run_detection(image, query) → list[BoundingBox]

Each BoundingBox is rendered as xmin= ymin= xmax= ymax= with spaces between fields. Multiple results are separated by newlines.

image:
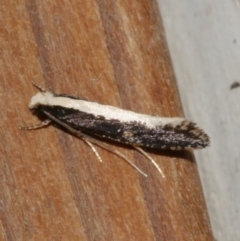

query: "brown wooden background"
xmin=0 ymin=0 xmax=213 ymax=240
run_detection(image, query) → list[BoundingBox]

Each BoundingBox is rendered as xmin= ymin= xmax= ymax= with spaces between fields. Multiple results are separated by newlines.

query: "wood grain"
xmin=0 ymin=0 xmax=214 ymax=240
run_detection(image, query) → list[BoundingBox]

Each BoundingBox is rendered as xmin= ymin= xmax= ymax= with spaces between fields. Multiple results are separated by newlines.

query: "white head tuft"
xmin=29 ymin=92 xmax=54 ymax=109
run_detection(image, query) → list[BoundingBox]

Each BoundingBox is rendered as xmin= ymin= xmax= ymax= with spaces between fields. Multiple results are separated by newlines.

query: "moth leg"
xmin=81 ymin=137 xmax=103 ymax=162
xmin=82 ymin=140 xmax=148 ymax=177
xmin=42 ymin=111 xmax=148 ymax=177
xmin=19 ymin=119 xmax=51 ymax=130
xmin=133 ymin=146 xmax=165 ymax=178
xmin=105 ymin=148 xmax=148 ymax=177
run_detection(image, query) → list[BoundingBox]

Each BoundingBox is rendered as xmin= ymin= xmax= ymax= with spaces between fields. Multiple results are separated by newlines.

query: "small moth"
xmin=20 ymin=83 xmax=210 ymax=178
xmin=230 ymin=81 xmax=240 ymax=90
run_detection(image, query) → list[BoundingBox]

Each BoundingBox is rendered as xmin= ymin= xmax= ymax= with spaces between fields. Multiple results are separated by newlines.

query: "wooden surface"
xmin=0 ymin=1 xmax=213 ymax=240
xmin=158 ymin=1 xmax=240 ymax=240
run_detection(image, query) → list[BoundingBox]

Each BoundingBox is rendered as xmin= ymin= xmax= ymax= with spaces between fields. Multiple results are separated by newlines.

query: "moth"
xmin=230 ymin=81 xmax=240 ymax=90
xmin=20 ymin=83 xmax=210 ymax=178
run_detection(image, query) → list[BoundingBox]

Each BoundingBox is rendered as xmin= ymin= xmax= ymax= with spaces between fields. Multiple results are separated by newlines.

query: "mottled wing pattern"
xmin=38 ymin=106 xmax=210 ymax=150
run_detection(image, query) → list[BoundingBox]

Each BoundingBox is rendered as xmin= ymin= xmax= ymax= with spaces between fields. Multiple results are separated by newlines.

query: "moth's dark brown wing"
xmin=39 ymin=105 xmax=210 ymax=150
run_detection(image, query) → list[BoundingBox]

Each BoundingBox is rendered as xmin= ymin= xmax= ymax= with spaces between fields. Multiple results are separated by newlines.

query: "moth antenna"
xmin=19 ymin=119 xmax=51 ymax=130
xmin=42 ymin=111 xmax=148 ymax=177
xmin=90 ymin=72 xmax=104 ymax=83
xmin=31 ymin=82 xmax=46 ymax=92
xmin=134 ymin=146 xmax=165 ymax=178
